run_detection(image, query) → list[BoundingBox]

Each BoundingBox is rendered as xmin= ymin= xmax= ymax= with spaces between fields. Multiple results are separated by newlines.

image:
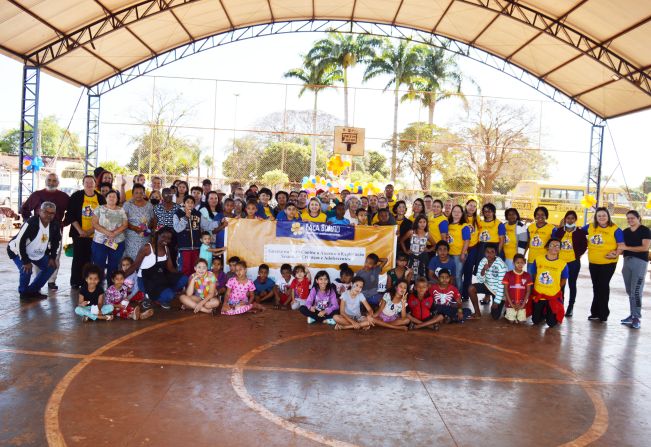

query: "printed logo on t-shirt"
xmin=590 ymin=234 xmax=604 ymax=245
xmin=561 ymin=240 xmax=573 ymax=250
xmin=82 ymin=205 xmax=94 ymax=218
xmin=479 ymin=230 xmax=490 ymax=242
xmin=531 ymin=235 xmax=543 ymax=247
xmin=538 ymin=271 xmax=553 ymax=285
xmin=40 ymin=233 xmax=48 ymax=243
xmin=447 ymin=234 xmax=454 ymax=244
xmin=433 ymin=290 xmax=456 ymax=305
xmin=504 ymin=234 xmax=510 ymax=244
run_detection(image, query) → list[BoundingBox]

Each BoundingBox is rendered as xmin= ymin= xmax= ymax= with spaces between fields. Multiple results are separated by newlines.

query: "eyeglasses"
xmin=548 ymin=244 xmax=561 ymax=249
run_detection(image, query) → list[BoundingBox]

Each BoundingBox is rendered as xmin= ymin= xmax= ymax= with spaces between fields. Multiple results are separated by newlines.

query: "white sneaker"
xmin=307 ymin=317 xmax=316 ymax=324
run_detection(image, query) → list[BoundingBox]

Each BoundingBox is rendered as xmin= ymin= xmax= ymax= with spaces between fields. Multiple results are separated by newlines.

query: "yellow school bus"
xmin=510 ymin=181 xmax=631 ymax=223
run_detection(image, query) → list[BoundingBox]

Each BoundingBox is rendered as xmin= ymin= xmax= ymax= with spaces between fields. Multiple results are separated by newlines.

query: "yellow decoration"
xmin=580 ymin=194 xmax=597 ymax=209
xmin=326 ymin=155 xmax=350 ymax=176
xmin=646 ymin=193 xmax=651 ymax=210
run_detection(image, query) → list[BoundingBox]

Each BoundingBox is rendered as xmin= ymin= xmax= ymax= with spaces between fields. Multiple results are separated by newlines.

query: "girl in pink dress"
xmin=222 ymin=260 xmax=265 ymax=315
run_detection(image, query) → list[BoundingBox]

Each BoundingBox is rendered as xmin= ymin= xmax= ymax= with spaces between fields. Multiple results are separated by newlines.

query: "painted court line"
xmin=0 ymin=346 xmax=633 ymax=387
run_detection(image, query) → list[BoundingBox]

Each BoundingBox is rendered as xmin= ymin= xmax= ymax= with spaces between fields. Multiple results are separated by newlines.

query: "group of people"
xmin=8 ymin=168 xmax=650 ymax=330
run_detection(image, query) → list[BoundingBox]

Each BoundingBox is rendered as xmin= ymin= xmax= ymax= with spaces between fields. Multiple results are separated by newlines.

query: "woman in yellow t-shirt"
xmin=581 ymin=207 xmax=624 ymax=322
xmin=302 ymin=198 xmax=327 ymax=223
xmin=461 ymin=199 xmax=480 ymax=299
xmin=447 ymin=205 xmax=471 ymax=292
xmin=530 ymin=238 xmax=568 ymax=327
xmin=503 ymin=208 xmax=525 ymax=270
xmin=526 ymin=206 xmax=555 ymax=274
xmin=477 ymin=202 xmax=506 ymax=255
xmin=427 ymin=199 xmax=449 ymax=243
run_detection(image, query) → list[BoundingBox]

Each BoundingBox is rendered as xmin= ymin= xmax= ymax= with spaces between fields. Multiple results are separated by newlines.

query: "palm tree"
xmin=284 ymin=57 xmax=342 ymax=176
xmin=363 ymin=39 xmax=424 ymax=182
xmin=307 ymin=33 xmax=381 ymax=126
xmin=406 ymin=45 xmax=470 ymax=126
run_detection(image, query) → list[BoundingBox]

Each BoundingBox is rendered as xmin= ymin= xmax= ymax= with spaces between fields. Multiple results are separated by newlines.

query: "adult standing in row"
xmin=200 ymin=191 xmax=229 ymax=250
xmin=123 ymin=184 xmax=154 ymax=260
xmin=584 ymin=207 xmax=624 ymax=322
xmin=447 ymin=205 xmax=471 ymax=293
xmin=65 ymin=175 xmax=105 ymax=289
xmin=20 ymin=173 xmax=69 ymax=290
xmin=553 ymin=211 xmax=587 ymax=317
xmin=461 ymin=199 xmax=480 ymax=299
xmin=620 ymin=210 xmax=650 ymax=329
xmin=91 ymin=190 xmax=128 ymax=282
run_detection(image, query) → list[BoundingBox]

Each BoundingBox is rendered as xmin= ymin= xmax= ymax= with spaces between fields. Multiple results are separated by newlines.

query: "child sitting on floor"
xmin=334 ymin=263 xmax=354 ymax=295
xmin=273 ymin=263 xmax=293 ymax=309
xmin=429 ymin=269 xmax=471 ymax=323
xmin=407 ymin=277 xmax=444 ymax=330
xmin=179 ymin=258 xmax=220 ymax=314
xmin=357 ymin=253 xmax=388 ymax=307
xmin=75 ymin=264 xmax=113 ymax=322
xmin=299 ymin=270 xmax=339 ymax=325
xmin=372 ymin=279 xmax=410 ymax=331
xmin=386 ymin=253 xmax=413 ymax=292
xmin=222 ymin=260 xmax=265 ymax=315
xmin=105 ymin=270 xmax=153 ymax=320
xmin=254 ymin=263 xmax=276 ymax=304
xmin=289 ymin=265 xmax=311 ymax=310
xmin=120 ymin=256 xmax=139 ymax=298
xmin=502 ymin=254 xmax=533 ymax=324
xmin=226 ymin=256 xmax=240 ymax=280
xmin=212 ymin=257 xmax=228 ymax=298
xmin=333 ymin=276 xmax=375 ymax=330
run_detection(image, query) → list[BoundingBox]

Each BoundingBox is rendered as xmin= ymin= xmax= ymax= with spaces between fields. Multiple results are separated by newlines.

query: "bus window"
xmin=616 ymin=193 xmax=630 ymax=206
xmin=542 ymin=189 xmax=567 ymax=200
xmin=567 ymin=190 xmax=582 ymax=202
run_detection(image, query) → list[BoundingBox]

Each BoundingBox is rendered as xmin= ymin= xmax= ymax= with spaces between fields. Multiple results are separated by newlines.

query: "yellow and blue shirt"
xmin=581 ymin=224 xmax=624 ymax=265
xmin=427 ymin=214 xmax=449 ymax=243
xmin=531 ymin=256 xmax=568 ymax=297
xmin=527 ymin=222 xmax=555 ymax=264
xmin=447 ymin=223 xmax=472 ymax=256
xmin=477 ymin=219 xmax=506 ymax=244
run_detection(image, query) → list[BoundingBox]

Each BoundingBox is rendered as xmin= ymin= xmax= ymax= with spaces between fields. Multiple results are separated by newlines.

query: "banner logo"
xmin=276 ymin=221 xmax=355 ymax=241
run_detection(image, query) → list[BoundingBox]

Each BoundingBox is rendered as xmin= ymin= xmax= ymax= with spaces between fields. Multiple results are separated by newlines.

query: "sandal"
xmin=408 ymin=322 xmax=415 ymax=331
xmin=82 ymin=316 xmax=89 ymax=322
xmin=140 ymin=309 xmax=154 ymax=320
xmin=432 ymin=324 xmax=440 ymax=332
xmin=480 ymin=298 xmax=490 ymax=305
xmin=104 ymin=315 xmax=114 ymax=321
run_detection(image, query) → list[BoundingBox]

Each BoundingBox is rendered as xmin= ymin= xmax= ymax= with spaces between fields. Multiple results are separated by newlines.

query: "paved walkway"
xmin=0 ymin=245 xmax=649 ymax=446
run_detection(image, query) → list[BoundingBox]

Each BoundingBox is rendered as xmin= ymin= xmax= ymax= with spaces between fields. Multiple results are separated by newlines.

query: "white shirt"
xmin=26 ymin=220 xmax=50 ymax=260
xmin=276 ymin=275 xmax=293 ymax=295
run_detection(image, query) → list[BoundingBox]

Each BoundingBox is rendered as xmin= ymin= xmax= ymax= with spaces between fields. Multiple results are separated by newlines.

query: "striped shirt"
xmin=475 ymin=257 xmax=508 ymax=304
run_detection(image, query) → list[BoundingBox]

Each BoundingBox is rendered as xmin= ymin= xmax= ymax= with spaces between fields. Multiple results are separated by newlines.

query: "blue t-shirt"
xmin=427 ymin=256 xmax=457 ymax=278
xmin=254 ymin=277 xmax=276 ymax=294
xmin=276 ymin=210 xmax=302 ymax=222
xmin=327 ymin=216 xmax=351 ymax=225
xmin=200 ymin=243 xmax=213 ymax=266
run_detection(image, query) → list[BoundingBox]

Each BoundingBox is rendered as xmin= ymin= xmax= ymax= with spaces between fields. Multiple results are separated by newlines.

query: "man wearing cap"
xmin=20 ymin=173 xmax=69 ymax=290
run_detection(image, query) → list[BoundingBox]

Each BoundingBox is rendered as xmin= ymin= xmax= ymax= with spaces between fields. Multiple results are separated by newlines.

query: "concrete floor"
xmin=0 ymin=246 xmax=649 ymax=447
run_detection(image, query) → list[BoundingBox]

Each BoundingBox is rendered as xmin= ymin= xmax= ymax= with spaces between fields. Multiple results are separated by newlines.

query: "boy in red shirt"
xmin=407 ymin=277 xmax=444 ymax=330
xmin=501 ymin=254 xmax=533 ymax=323
xmin=429 ymin=269 xmax=470 ymax=322
xmin=289 ymin=265 xmax=312 ymax=310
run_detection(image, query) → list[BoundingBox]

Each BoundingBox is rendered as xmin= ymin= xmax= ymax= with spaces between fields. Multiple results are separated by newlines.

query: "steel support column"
xmin=18 ymin=65 xmax=40 ymax=207
xmin=85 ymin=93 xmax=100 ymax=174
xmin=584 ymin=124 xmax=605 ymax=224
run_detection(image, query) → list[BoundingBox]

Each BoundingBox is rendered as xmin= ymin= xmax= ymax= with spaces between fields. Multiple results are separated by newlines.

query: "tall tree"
xmin=0 ymin=115 xmax=84 ymax=158
xmin=405 ymin=46 xmax=469 ymax=125
xmin=459 ymin=100 xmax=549 ymax=196
xmin=307 ymin=33 xmax=381 ymax=125
xmin=127 ymin=93 xmax=200 ymax=178
xmin=363 ymin=39 xmax=423 ymax=182
xmin=222 ymin=137 xmax=262 ymax=181
xmin=284 ymin=57 xmax=342 ymax=176
xmin=397 ymin=121 xmax=462 ymax=190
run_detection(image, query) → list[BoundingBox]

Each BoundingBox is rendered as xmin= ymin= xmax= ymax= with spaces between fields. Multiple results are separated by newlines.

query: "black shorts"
xmin=472 ymin=283 xmax=495 ymax=297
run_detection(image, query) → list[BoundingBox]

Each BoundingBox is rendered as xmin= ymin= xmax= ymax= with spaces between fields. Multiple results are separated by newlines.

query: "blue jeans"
xmin=450 ymin=255 xmax=464 ymax=292
xmin=461 ymin=245 xmax=480 ymax=298
xmin=91 ymin=241 xmax=125 ymax=282
xmin=13 ymin=256 xmax=54 ymax=294
xmin=139 ymin=275 xmax=188 ymax=305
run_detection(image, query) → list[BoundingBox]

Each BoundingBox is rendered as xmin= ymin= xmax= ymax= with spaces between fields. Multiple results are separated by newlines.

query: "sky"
xmin=0 ymin=32 xmax=649 ymax=191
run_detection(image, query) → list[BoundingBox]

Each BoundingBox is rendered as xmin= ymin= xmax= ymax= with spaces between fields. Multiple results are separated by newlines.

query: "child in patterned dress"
xmin=222 ymin=260 xmax=265 ymax=315
xmin=179 ymin=258 xmax=220 ymax=314
xmin=105 ymin=270 xmax=153 ymax=320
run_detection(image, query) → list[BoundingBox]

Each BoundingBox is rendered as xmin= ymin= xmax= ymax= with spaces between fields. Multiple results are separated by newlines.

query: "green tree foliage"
xmin=261 ymin=169 xmax=290 ymax=187
xmin=127 ymin=93 xmax=200 ymax=177
xmin=256 ymin=142 xmax=328 ymax=182
xmin=99 ymin=160 xmax=130 ymax=175
xmin=363 ymin=39 xmax=423 ymax=182
xmin=307 ymin=33 xmax=381 ymax=125
xmin=0 ymin=115 xmax=84 ymax=157
xmin=396 ymin=121 xmax=461 ymax=191
xmin=222 ymin=137 xmax=263 ymax=182
xmin=364 ymin=150 xmax=390 ymax=179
